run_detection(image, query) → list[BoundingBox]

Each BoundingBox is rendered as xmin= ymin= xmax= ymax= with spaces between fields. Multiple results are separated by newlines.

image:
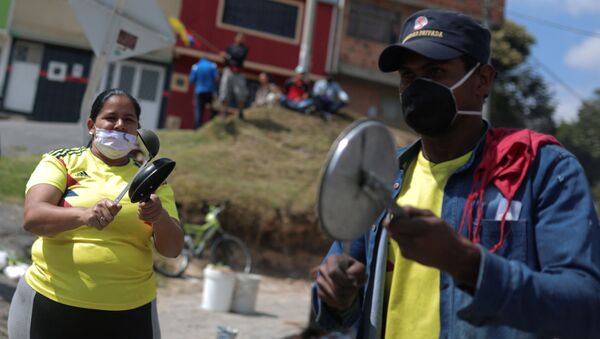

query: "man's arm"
xmin=457 ymin=146 xmax=600 ymax=338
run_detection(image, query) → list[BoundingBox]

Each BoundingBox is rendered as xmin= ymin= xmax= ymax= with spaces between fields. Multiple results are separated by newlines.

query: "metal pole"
xmin=298 ymin=0 xmax=317 ymax=78
xmin=80 ymin=54 xmax=108 ymax=143
xmin=79 ymin=0 xmax=126 ymax=144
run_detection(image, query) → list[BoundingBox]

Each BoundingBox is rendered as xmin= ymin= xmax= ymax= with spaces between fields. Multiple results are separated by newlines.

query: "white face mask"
xmin=93 ymin=127 xmax=137 ymax=160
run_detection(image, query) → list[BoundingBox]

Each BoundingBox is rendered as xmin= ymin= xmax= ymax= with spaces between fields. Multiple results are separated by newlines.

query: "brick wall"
xmin=339 ymin=0 xmax=505 ymax=72
xmin=423 ymin=0 xmax=504 ymax=22
xmin=339 ymin=74 xmax=397 ymax=116
xmin=337 ymin=0 xmax=505 ymax=117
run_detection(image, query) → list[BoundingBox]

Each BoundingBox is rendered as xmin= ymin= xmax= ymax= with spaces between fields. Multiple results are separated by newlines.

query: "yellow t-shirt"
xmin=385 ymin=150 xmax=471 ymax=338
xmin=25 ymin=147 xmax=179 ymax=311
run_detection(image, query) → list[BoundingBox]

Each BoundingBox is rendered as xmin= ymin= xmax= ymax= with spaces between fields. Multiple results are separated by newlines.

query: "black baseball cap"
xmin=378 ymin=9 xmax=491 ymax=72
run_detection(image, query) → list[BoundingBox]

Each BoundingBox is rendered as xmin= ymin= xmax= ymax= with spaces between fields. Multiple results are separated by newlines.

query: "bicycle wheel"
xmin=210 ymin=234 xmax=252 ymax=273
xmin=153 ymin=242 xmax=193 ymax=277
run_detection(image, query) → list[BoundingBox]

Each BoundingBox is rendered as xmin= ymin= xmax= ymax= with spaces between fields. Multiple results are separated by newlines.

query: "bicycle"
xmin=153 ymin=203 xmax=252 ymax=277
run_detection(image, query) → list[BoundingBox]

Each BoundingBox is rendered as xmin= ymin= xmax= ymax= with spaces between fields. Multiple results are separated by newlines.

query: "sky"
xmin=505 ymin=0 xmax=600 ymax=122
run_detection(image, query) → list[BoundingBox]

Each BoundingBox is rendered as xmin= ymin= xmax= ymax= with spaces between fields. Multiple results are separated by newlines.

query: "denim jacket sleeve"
xmin=457 ymin=145 xmax=600 ymax=339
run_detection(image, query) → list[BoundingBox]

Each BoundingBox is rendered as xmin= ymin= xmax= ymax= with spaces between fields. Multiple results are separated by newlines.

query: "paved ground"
xmin=157 ymin=270 xmax=312 ymax=339
xmin=0 ymin=116 xmax=84 ymax=157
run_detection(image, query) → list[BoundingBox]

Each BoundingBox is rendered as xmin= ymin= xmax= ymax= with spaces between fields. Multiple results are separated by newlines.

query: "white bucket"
xmin=231 ymin=273 xmax=261 ymax=314
xmin=201 ymin=266 xmax=236 ymax=312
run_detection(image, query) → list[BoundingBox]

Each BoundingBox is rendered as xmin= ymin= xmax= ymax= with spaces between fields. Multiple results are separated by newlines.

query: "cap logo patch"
xmin=402 ymin=30 xmax=444 ymax=43
xmin=414 ymin=16 xmax=428 ymax=30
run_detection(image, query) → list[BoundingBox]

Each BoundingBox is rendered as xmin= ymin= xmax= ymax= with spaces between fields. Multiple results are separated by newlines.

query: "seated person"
xmin=312 ymin=76 xmax=349 ymax=121
xmin=280 ymin=66 xmax=314 ymax=113
xmin=252 ymin=72 xmax=281 ymax=107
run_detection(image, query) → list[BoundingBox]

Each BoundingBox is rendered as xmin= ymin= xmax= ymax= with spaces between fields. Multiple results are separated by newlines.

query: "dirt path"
xmin=157 ymin=265 xmax=312 ymax=339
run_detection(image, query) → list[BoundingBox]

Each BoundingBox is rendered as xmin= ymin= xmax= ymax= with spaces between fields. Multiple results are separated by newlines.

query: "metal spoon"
xmin=114 ymin=129 xmax=160 ymax=203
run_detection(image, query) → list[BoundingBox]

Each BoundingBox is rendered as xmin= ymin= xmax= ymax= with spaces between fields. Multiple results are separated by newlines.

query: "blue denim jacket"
xmin=312 ymin=126 xmax=600 ymax=339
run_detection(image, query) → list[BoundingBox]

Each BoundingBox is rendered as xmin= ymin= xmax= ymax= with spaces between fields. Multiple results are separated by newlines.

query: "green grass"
xmin=156 ymin=107 xmax=416 ymax=258
xmin=160 ymin=107 xmax=414 ymax=217
xmin=0 ymin=154 xmax=40 ymax=204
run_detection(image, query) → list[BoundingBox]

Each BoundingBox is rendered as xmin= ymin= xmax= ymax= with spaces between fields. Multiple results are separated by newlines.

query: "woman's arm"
xmin=138 ymin=193 xmax=184 ymax=258
xmin=23 ymin=184 xmax=121 ymax=236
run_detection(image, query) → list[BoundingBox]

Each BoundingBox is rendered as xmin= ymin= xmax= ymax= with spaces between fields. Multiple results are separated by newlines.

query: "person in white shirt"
xmin=312 ymin=76 xmax=349 ymax=121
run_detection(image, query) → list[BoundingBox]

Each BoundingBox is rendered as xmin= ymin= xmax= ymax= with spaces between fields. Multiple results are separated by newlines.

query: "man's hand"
xmin=81 ymin=199 xmax=121 ymax=230
xmin=384 ymin=206 xmax=481 ymax=289
xmin=138 ymin=194 xmax=166 ymax=224
xmin=316 ymin=255 xmax=367 ymax=311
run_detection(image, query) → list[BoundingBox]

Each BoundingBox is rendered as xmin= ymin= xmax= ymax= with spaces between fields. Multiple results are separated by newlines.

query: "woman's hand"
xmin=143 ymin=193 xmax=184 ymax=258
xmin=138 ymin=194 xmax=165 ymax=224
xmin=81 ymin=199 xmax=122 ymax=230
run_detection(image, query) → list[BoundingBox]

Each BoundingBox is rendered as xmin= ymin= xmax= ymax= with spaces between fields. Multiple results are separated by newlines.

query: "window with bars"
xmin=220 ymin=0 xmax=300 ymax=40
xmin=347 ymin=1 xmax=402 ymax=44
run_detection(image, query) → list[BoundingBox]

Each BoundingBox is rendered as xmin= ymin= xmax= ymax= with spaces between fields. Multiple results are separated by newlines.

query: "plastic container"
xmin=201 ymin=265 xmax=236 ymax=312
xmin=216 ymin=325 xmax=238 ymax=339
xmin=231 ymin=273 xmax=261 ymax=314
xmin=4 ymin=264 xmax=28 ymax=280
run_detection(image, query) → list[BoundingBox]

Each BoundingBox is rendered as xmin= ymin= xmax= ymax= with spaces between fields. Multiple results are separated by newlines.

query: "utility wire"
xmin=505 ymin=11 xmax=593 ymax=115
xmin=508 ymin=10 xmax=600 ymax=39
xmin=506 ymin=11 xmax=591 ymax=101
xmin=529 ymin=55 xmax=585 ymax=103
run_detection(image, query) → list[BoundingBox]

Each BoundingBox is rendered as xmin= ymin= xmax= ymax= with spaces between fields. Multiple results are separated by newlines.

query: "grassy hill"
xmin=158 ymin=107 xmax=416 ymax=275
xmin=0 ymin=106 xmax=417 ymax=276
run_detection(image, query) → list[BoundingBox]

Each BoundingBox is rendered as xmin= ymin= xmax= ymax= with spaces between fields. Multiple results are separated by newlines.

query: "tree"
xmin=491 ymin=21 xmax=535 ymax=73
xmin=490 ymin=67 xmax=557 ymax=134
xmin=489 ymin=20 xmax=557 ymax=134
xmin=556 ymin=89 xmax=600 ymax=189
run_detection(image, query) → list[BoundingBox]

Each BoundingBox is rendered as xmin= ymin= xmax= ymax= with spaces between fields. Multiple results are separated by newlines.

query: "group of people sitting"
xmin=190 ymin=31 xmax=349 ymax=129
xmin=251 ymin=66 xmax=350 ymax=122
xmin=191 ymin=65 xmax=349 ymax=128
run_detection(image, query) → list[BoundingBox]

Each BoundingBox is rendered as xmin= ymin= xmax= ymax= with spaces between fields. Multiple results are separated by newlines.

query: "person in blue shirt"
xmin=312 ymin=9 xmax=600 ymax=339
xmin=189 ymin=57 xmax=219 ymax=129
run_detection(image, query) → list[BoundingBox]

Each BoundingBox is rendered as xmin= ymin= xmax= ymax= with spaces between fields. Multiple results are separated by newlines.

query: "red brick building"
xmin=165 ymin=0 xmax=505 ymax=129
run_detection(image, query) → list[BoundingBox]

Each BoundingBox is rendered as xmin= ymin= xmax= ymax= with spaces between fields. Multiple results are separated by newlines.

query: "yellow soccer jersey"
xmin=24 ymin=147 xmax=179 ymax=311
xmin=385 ymin=150 xmax=471 ymax=338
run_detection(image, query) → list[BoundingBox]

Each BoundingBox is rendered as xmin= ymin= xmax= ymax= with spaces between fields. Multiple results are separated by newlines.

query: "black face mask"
xmin=400 ymin=64 xmax=481 ymax=137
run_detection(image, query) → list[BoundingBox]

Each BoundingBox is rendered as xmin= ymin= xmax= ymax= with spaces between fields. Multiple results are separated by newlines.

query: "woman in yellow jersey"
xmin=8 ymin=88 xmax=184 ymax=339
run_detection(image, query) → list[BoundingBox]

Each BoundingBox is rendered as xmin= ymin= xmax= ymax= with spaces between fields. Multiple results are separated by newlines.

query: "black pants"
xmin=195 ymin=92 xmax=214 ymax=128
xmin=9 ymin=278 xmax=160 ymax=339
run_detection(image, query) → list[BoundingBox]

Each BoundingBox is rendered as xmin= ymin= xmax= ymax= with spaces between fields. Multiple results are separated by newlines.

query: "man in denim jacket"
xmin=312 ymin=9 xmax=600 ymax=339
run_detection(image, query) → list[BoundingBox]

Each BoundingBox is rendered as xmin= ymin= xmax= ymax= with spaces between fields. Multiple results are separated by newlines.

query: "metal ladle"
xmin=114 ymin=129 xmax=160 ymax=203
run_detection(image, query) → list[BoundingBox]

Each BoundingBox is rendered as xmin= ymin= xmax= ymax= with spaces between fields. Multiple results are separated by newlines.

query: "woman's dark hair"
xmin=89 ymin=88 xmax=141 ymax=122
